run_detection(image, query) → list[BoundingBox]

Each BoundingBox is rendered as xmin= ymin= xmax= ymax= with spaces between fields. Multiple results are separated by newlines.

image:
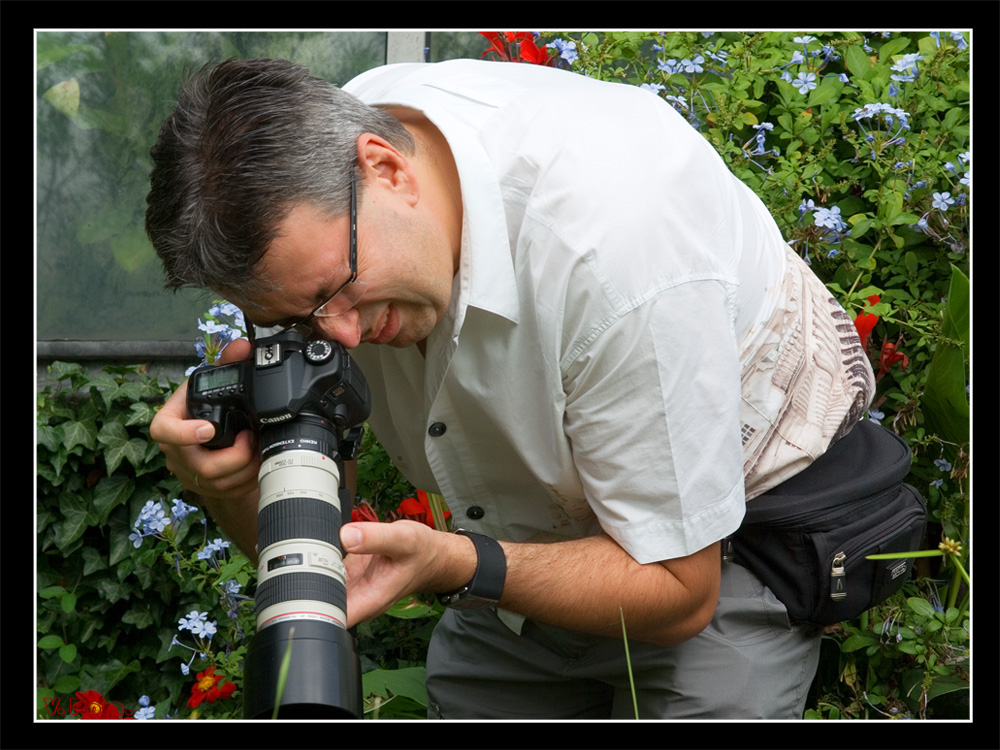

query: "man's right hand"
xmin=150 ymin=337 xmax=261 ymax=558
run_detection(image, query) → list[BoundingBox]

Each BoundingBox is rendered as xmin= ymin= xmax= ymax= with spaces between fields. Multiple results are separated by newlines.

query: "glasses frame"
xmin=249 ymin=168 xmax=361 ymax=344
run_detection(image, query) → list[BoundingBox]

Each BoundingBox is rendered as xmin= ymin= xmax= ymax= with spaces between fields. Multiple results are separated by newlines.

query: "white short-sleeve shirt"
xmin=343 ymin=60 xmax=792 ymax=564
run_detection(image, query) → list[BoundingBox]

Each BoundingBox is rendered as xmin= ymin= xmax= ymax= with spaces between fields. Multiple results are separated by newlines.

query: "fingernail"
xmin=196 ymin=424 xmax=216 ymax=442
xmin=340 ymin=524 xmax=362 ymax=551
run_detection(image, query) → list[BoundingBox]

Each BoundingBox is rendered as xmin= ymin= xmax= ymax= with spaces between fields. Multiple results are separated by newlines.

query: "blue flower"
xmin=680 ymin=55 xmax=705 ymax=74
xmin=179 ymin=610 xmax=208 ymax=631
xmin=932 ymin=192 xmax=955 ymax=211
xmin=171 ymin=497 xmax=198 ymax=522
xmin=135 ymin=696 xmax=155 ymax=720
xmin=791 ymin=72 xmax=817 ymax=94
xmin=813 ymin=206 xmax=847 ymax=232
xmin=657 ymin=58 xmax=681 ymax=75
xmin=190 ymin=618 xmax=217 ymax=639
xmin=639 ymin=83 xmax=665 ymax=94
xmin=546 ymin=38 xmax=578 ymax=64
xmin=933 ymin=458 xmax=952 ymax=472
xmin=868 ymin=409 xmax=885 ymax=425
xmin=197 ymin=537 xmax=232 ymax=560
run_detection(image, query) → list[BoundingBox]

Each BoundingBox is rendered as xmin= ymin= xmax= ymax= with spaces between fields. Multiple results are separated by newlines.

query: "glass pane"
xmin=428 ymin=31 xmax=489 ymax=62
xmin=37 ymin=31 xmax=388 ymax=341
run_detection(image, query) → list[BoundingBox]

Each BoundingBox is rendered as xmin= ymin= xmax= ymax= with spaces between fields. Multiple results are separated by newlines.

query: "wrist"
xmin=437 ymin=529 xmax=507 ymax=610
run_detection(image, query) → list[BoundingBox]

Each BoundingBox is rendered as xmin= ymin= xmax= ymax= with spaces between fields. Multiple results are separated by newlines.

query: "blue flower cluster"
xmin=186 ymin=301 xmax=248 ymax=376
xmin=171 ymin=609 xmax=218 ymax=674
xmin=129 ymin=498 xmax=198 ymax=548
xmin=777 ymin=36 xmax=849 ymax=95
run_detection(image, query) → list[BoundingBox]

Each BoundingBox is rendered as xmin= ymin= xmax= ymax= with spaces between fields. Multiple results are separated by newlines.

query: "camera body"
xmin=187 ymin=330 xmax=371 ymax=719
xmin=187 ymin=331 xmax=369 ymax=451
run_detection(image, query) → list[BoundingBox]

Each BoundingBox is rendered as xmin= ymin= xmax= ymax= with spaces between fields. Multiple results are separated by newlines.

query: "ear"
xmin=356 ymin=133 xmax=419 ymax=206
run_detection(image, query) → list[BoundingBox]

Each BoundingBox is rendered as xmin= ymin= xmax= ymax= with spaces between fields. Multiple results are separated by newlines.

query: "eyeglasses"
xmin=249 ymin=168 xmax=366 ymax=344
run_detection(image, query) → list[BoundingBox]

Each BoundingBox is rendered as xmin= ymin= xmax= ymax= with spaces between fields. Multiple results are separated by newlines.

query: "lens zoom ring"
xmin=258 ymin=496 xmax=342 ymax=550
xmin=255 ymin=571 xmax=347 ymax=615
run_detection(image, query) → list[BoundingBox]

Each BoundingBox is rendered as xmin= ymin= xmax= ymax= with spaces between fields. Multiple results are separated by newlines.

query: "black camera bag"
xmin=728 ymin=419 xmax=927 ymax=627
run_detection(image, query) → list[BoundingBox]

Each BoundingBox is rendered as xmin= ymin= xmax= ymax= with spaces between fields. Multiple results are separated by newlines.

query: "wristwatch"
xmin=438 ymin=529 xmax=507 ymax=610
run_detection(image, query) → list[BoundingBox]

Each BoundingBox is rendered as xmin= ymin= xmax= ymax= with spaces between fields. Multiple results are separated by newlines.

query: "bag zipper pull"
xmin=830 ymin=551 xmax=847 ymax=601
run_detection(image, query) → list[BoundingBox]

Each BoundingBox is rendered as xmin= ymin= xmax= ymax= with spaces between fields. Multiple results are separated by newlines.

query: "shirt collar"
xmin=346 ymin=65 xmax=520 ymax=327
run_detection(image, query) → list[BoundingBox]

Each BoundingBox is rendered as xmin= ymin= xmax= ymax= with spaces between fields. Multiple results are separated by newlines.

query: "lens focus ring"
xmin=258 ymin=496 xmax=342 ymax=550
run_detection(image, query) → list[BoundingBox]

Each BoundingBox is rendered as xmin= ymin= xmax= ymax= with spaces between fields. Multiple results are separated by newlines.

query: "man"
xmin=147 ymin=57 xmax=873 ymax=719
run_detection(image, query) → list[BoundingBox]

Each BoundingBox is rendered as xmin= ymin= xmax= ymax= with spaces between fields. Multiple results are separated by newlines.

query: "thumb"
xmin=340 ymin=520 xmax=424 ymax=555
xmin=218 ymin=336 xmax=252 ymax=365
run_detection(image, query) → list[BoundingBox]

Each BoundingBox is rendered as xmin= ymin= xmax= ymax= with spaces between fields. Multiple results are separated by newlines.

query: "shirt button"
xmin=428 ymin=422 xmax=447 ymax=437
xmin=466 ymin=506 xmax=485 ymax=520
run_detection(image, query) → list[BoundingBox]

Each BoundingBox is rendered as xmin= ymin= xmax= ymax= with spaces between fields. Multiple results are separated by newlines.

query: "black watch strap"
xmin=438 ymin=530 xmax=506 ymax=610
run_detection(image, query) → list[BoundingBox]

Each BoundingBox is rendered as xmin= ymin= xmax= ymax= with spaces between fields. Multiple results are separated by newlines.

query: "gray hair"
xmin=145 ymin=58 xmax=415 ymax=305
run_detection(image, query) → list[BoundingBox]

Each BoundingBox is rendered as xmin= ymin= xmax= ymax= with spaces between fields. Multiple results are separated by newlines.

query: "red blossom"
xmin=480 ymin=32 xmax=555 ymax=66
xmin=351 ymin=500 xmax=381 ymax=523
xmin=397 ymin=489 xmax=452 ymax=529
xmin=876 ymin=339 xmax=909 ymax=380
xmin=72 ymin=690 xmax=133 ymax=719
xmin=187 ymin=666 xmax=237 ymax=708
xmin=853 ymin=294 xmax=880 ymax=350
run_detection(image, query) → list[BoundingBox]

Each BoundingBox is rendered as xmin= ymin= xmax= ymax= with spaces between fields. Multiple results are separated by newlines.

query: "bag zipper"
xmin=825 ymin=498 xmax=925 ymax=603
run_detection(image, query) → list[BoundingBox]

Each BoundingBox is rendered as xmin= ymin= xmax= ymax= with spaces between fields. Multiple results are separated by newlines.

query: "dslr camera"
xmin=187 ymin=329 xmax=370 ymax=719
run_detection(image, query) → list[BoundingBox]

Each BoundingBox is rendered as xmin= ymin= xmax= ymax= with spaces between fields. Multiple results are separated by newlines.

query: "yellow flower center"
xmin=88 ymin=701 xmax=103 ymax=714
xmin=197 ymin=674 xmax=216 ymax=692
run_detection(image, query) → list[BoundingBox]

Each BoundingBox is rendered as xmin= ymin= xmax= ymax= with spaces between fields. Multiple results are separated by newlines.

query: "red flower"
xmin=397 ymin=489 xmax=452 ymax=529
xmin=853 ymin=294 xmax=880 ymax=350
xmin=351 ymin=499 xmax=381 ymax=523
xmin=72 ymin=690 xmax=132 ymax=719
xmin=187 ymin=666 xmax=237 ymax=708
xmin=480 ymin=32 xmax=555 ymax=66
xmin=876 ymin=339 xmax=909 ymax=380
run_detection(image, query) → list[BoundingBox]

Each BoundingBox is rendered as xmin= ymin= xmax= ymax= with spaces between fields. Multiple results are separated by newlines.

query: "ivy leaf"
xmin=62 ymin=418 xmax=98 ymax=453
xmin=97 ymin=421 xmax=147 ymax=475
xmin=54 ymin=491 xmax=94 ymax=549
xmin=92 ymin=474 xmax=135 ymax=525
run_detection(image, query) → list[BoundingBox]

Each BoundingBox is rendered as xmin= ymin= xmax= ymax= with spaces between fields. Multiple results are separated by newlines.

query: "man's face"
xmin=242 ymin=189 xmax=456 ymax=350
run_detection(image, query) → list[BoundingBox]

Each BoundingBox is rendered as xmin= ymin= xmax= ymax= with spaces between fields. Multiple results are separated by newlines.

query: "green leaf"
xmin=55 ymin=492 xmax=93 ymax=549
xmin=59 ymin=643 xmax=78 ymax=663
xmin=53 ymin=675 xmax=81 ymax=694
xmin=841 ymin=632 xmax=878 ymax=652
xmin=38 ymin=634 xmax=65 ymax=649
xmin=922 ymin=265 xmax=969 ymax=443
xmin=878 ymin=37 xmax=911 ymax=62
xmin=92 ymin=474 xmax=135 ymax=525
xmin=362 ymin=667 xmax=428 ymax=708
xmin=42 ymin=78 xmax=81 ymax=119
xmin=62 ymin=418 xmax=98 ymax=453
xmin=61 ymin=592 xmax=78 ymax=614
xmin=844 ymin=44 xmax=871 ymax=79
xmin=97 ymin=421 xmax=147 ymax=475
xmin=907 ymin=596 xmax=936 ymax=619
xmin=806 ymin=82 xmax=840 ymax=108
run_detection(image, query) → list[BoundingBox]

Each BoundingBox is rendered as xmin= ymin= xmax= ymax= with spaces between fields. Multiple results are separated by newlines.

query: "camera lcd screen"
xmin=194 ymin=365 xmax=241 ymax=392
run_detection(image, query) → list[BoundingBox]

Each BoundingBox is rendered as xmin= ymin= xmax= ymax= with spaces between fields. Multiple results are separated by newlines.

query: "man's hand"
xmin=149 ymin=338 xmax=261 ymax=557
xmin=339 ymin=521 xmax=477 ymax=627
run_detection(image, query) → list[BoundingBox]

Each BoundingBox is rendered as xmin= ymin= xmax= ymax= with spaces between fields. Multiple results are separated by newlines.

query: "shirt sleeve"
xmin=561 ymin=276 xmax=747 ymax=564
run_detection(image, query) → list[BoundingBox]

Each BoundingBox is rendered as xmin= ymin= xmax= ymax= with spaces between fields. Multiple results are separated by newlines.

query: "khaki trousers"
xmin=425 ymin=560 xmax=822 ymax=720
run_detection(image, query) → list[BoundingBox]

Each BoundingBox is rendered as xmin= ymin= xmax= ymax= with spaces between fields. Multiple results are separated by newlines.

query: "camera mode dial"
xmin=304 ymin=340 xmax=334 ymax=364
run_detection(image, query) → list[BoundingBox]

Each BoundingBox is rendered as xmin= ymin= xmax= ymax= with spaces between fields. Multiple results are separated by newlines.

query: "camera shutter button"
xmin=304 ymin=340 xmax=334 ymax=363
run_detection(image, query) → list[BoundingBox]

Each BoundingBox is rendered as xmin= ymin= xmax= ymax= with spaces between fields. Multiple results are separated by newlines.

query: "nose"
xmin=312 ymin=310 xmax=362 ymax=349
